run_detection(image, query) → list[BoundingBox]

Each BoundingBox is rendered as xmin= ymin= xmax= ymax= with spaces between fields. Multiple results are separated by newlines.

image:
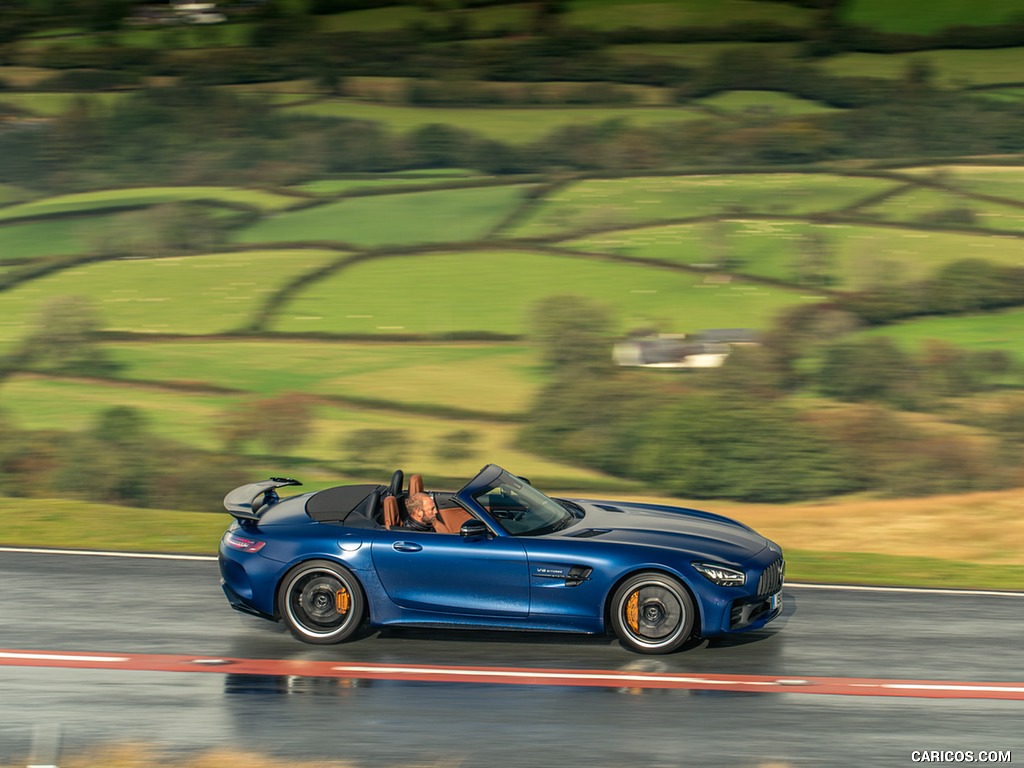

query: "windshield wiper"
xmin=557 ymin=499 xmax=585 ymax=518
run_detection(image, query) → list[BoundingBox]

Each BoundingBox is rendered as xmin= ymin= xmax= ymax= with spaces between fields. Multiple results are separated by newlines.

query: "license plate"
xmin=770 ymin=591 xmax=783 ymax=611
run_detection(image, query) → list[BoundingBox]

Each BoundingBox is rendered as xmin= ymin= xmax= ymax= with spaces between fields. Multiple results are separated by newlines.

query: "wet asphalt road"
xmin=1 ymin=550 xmax=1021 ymax=767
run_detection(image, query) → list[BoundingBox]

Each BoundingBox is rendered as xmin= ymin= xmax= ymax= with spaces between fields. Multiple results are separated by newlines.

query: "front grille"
xmin=757 ymin=557 xmax=785 ymax=596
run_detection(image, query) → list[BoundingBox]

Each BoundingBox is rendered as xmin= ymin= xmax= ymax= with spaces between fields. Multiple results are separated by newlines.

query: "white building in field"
xmin=169 ymin=1 xmax=226 ymax=22
xmin=613 ymin=330 xmax=760 ymax=369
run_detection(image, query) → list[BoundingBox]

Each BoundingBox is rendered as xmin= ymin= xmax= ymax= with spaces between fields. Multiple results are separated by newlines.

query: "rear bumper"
xmin=221 ymin=579 xmax=276 ymax=622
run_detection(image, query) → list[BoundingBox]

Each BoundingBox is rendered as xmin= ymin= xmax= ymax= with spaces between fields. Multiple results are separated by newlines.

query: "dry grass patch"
xmin=662 ymin=490 xmax=1024 ymax=566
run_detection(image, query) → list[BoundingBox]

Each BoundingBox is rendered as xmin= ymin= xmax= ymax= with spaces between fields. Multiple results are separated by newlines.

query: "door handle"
xmin=392 ymin=541 xmax=423 ymax=553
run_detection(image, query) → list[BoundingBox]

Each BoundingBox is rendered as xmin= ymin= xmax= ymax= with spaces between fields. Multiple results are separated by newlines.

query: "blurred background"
xmin=3 ymin=0 xmax=1024 ymax=520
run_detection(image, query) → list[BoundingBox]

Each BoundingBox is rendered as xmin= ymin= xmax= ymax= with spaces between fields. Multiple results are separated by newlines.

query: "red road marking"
xmin=1 ymin=649 xmax=1022 ymax=700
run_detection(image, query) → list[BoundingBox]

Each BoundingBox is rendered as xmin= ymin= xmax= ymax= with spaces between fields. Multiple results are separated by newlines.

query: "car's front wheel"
xmin=609 ymin=572 xmax=694 ymax=654
xmin=278 ymin=560 xmax=366 ymax=644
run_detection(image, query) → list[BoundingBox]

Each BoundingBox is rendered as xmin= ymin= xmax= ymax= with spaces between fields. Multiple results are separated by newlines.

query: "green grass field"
xmin=817 ymin=48 xmax=1024 ymax=88
xmin=316 ymin=5 xmax=433 ymax=32
xmin=858 ymin=186 xmax=1024 ymax=231
xmin=0 ymin=213 xmax=133 ymax=261
xmin=563 ymin=0 xmax=815 ymax=30
xmin=279 ymin=100 xmax=710 ymax=143
xmin=783 ymin=549 xmax=1024 ymax=590
xmin=231 ymin=185 xmax=529 ymax=247
xmin=568 ymin=219 xmax=1024 ymax=291
xmin=1 ymin=375 xmax=235 ymax=451
xmin=0 ymin=249 xmax=341 ymax=342
xmin=0 ymin=91 xmax=126 ymax=117
xmin=980 ymin=88 xmax=1024 ymax=103
xmin=292 ymin=174 xmax=486 ymax=196
xmin=856 ymin=309 xmax=1024 ymax=362
xmin=898 ymin=164 xmax=1024 ymax=202
xmin=840 ymin=0 xmax=1024 ymax=35
xmin=268 ymin=249 xmax=811 ymax=336
xmin=107 ymin=339 xmax=540 ymax=413
xmin=512 ymin=174 xmax=897 ymax=238
xmin=0 ymin=183 xmax=35 ymax=206
xmin=0 ymin=186 xmax=301 ymax=221
xmin=694 ymin=90 xmax=841 ymax=117
xmin=0 ymin=371 xmax=616 ymax=486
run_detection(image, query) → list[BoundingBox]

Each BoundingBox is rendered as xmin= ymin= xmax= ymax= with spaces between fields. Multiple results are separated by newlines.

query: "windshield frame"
xmin=457 ymin=466 xmax=574 ymax=537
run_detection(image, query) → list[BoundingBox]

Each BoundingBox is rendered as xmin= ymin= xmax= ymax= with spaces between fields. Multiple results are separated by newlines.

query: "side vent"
xmin=566 ymin=566 xmax=592 ymax=587
xmin=569 ymin=528 xmax=611 ymax=538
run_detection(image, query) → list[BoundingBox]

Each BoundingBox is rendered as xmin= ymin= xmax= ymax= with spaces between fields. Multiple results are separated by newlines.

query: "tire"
xmin=277 ymin=560 xmax=366 ymax=645
xmin=609 ymin=572 xmax=694 ymax=654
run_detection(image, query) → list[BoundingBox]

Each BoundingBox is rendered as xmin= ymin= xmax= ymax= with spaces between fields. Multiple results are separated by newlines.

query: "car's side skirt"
xmin=369 ymin=611 xmax=605 ymax=635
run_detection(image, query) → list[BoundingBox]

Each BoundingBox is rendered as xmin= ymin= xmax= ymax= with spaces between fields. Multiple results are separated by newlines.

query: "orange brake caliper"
xmin=336 ymin=588 xmax=350 ymax=614
xmin=626 ymin=591 xmax=640 ymax=632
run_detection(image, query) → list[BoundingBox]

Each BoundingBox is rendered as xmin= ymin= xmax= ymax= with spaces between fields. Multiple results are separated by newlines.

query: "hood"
xmin=559 ymin=499 xmax=768 ymax=565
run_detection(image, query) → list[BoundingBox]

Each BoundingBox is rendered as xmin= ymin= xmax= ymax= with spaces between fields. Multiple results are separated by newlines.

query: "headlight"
xmin=693 ymin=562 xmax=745 ymax=587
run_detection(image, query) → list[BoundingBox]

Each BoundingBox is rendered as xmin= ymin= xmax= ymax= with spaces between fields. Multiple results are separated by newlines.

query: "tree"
xmin=530 ymin=294 xmax=615 ymax=375
xmin=621 ymin=393 xmax=853 ymax=502
xmin=17 ymin=296 xmax=120 ymax=377
xmin=54 ymin=407 xmax=155 ymax=505
xmin=922 ymin=259 xmax=1006 ymax=314
xmin=817 ymin=338 xmax=919 ymax=407
xmin=220 ymin=394 xmax=316 ymax=455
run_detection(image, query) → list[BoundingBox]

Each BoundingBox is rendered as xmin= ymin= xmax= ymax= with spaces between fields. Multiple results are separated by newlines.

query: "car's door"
xmin=370 ymin=528 xmax=530 ymax=617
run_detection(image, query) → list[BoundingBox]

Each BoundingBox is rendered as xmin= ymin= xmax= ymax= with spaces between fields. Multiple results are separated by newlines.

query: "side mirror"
xmin=460 ymin=520 xmax=490 ymax=539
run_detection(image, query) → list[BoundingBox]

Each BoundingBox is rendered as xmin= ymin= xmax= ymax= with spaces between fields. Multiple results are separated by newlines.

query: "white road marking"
xmin=0 ymin=652 xmax=130 ymax=663
xmin=786 ymin=582 xmax=1024 ymax=598
xmin=0 ymin=546 xmax=216 ymax=562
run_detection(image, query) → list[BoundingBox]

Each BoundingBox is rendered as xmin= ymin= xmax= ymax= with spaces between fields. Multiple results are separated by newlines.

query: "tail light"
xmin=224 ymin=532 xmax=266 ymax=553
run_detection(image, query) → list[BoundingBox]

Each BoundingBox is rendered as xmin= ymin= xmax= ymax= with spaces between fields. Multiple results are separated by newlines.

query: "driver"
xmin=402 ymin=493 xmax=439 ymax=532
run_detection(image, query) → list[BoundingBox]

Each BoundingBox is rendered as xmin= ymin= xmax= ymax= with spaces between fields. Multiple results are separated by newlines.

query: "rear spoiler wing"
xmin=223 ymin=477 xmax=302 ymax=521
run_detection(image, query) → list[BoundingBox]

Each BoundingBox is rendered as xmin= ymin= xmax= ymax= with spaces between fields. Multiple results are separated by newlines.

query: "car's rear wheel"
xmin=278 ymin=560 xmax=366 ymax=645
xmin=609 ymin=572 xmax=694 ymax=654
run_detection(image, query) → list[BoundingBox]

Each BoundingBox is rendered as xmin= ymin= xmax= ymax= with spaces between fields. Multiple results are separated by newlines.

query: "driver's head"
xmin=406 ymin=493 xmax=437 ymax=524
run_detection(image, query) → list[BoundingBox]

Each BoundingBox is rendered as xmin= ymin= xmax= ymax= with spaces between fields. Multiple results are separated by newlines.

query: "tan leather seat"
xmin=383 ymin=496 xmax=400 ymax=530
xmin=434 ymin=507 xmax=473 ymax=534
xmin=404 ymin=475 xmax=470 ymax=534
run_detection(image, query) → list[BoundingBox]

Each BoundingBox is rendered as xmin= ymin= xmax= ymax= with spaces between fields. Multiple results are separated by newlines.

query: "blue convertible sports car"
xmin=219 ymin=465 xmax=784 ymax=654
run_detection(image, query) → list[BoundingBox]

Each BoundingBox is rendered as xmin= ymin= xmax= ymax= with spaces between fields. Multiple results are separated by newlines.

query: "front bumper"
xmin=698 ymin=552 xmax=785 ymax=636
xmin=730 ymin=589 xmax=783 ymax=631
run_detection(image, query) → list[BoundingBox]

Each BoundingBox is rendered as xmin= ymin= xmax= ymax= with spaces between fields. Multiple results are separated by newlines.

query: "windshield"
xmin=472 ymin=470 xmax=573 ymax=536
